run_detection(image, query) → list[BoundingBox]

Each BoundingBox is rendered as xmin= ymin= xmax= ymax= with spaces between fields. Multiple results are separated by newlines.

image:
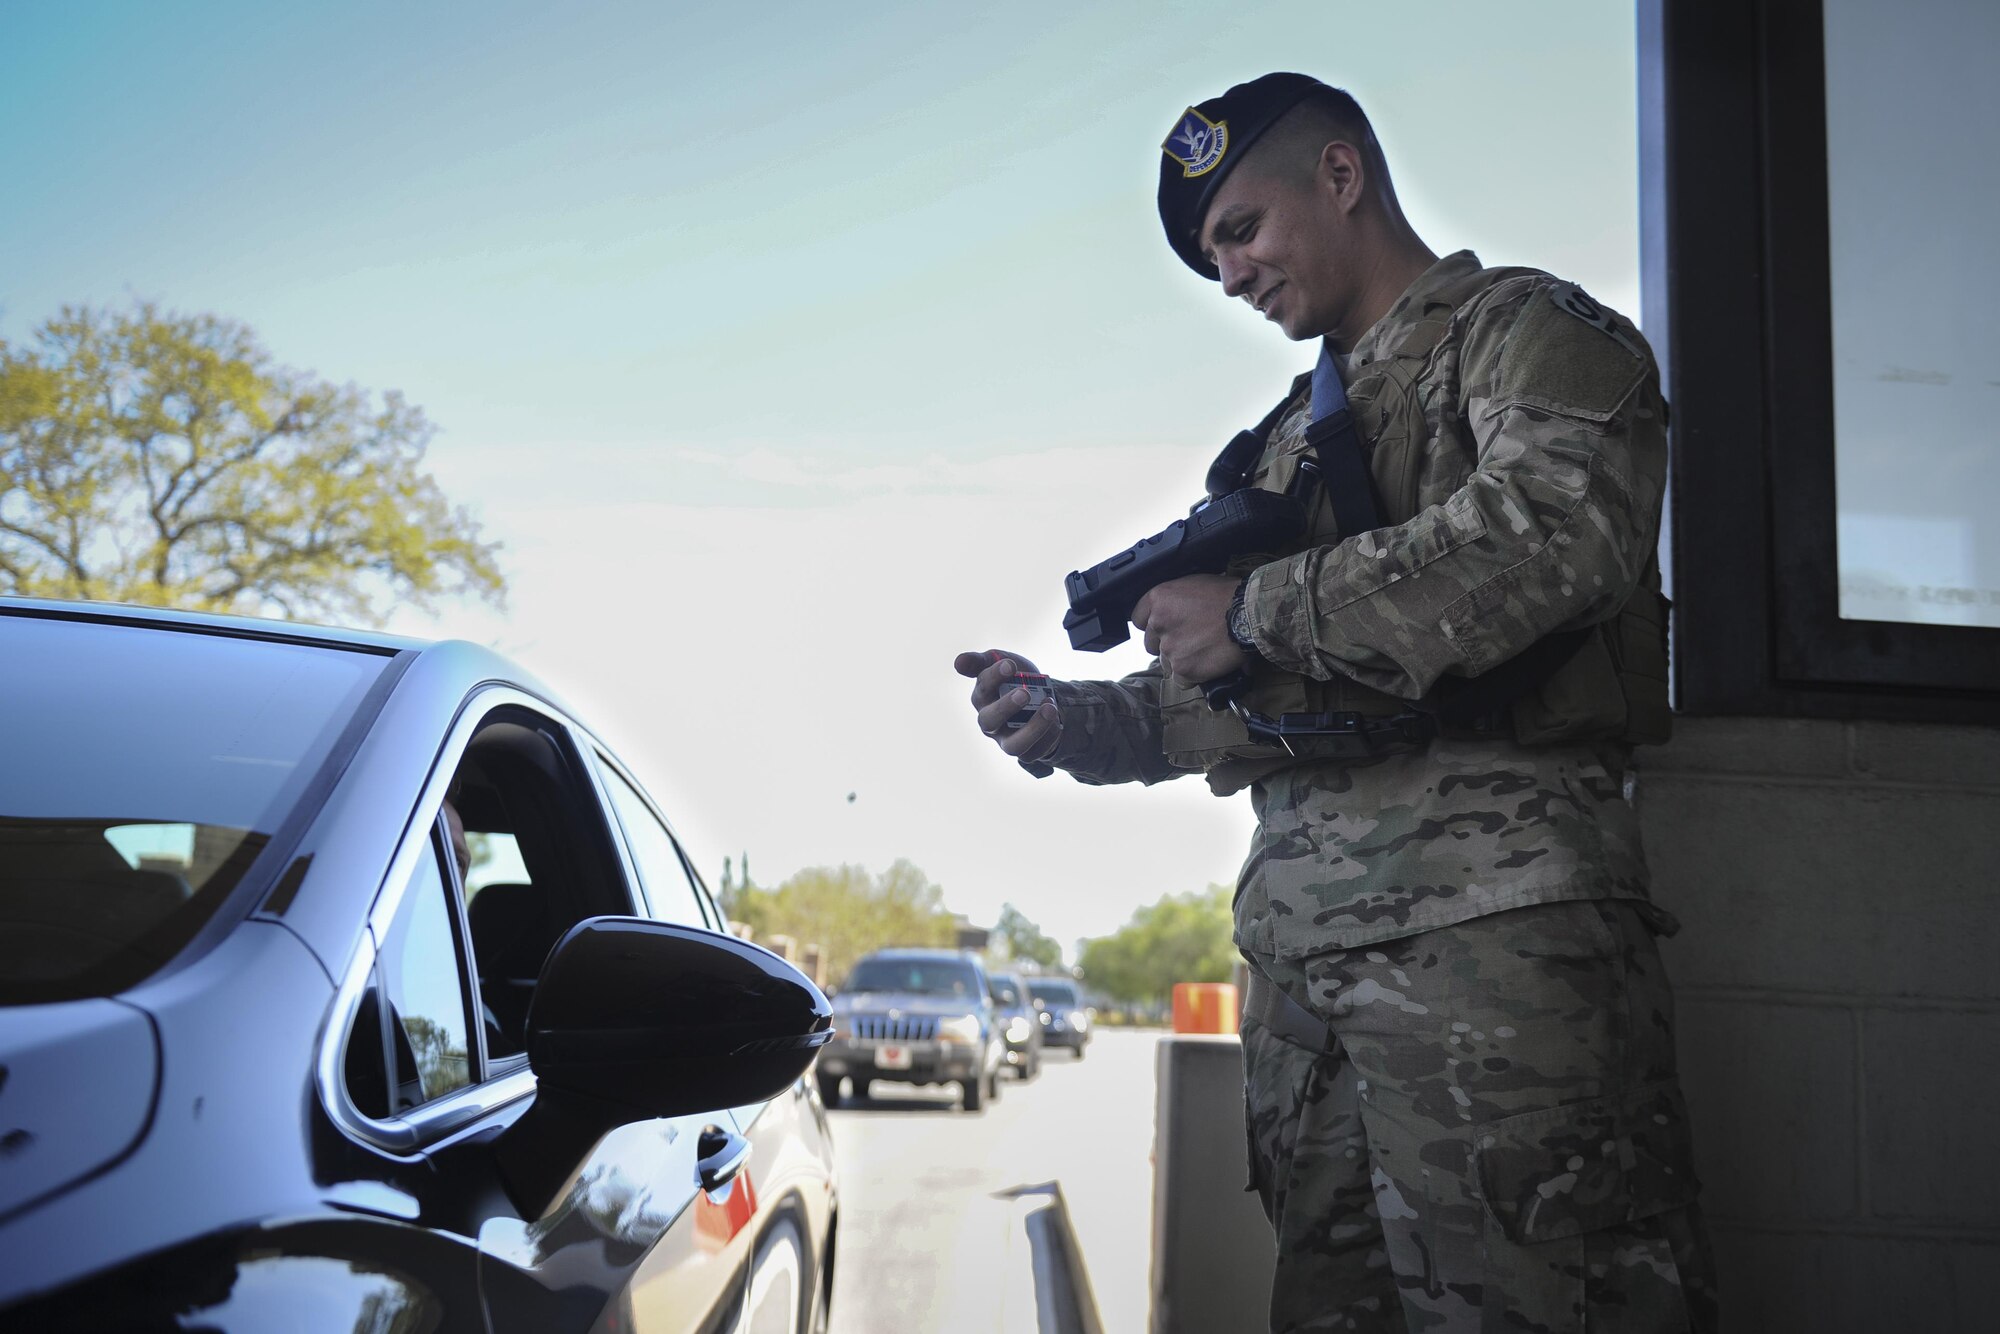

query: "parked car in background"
xmin=817 ymin=949 xmax=1006 ymax=1111
xmin=1029 ymin=976 xmax=1092 ymax=1058
xmin=986 ymin=971 xmax=1043 ymax=1081
xmin=0 ymin=598 xmax=839 ymax=1333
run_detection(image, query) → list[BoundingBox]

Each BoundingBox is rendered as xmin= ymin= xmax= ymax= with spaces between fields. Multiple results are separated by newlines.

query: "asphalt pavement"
xmin=824 ymin=1028 xmax=1160 ymax=1334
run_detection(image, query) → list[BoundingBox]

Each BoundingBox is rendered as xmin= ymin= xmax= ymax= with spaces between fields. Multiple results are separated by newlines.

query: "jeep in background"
xmin=1028 ymin=977 xmax=1091 ymax=1058
xmin=816 ymin=949 xmax=1007 ymax=1111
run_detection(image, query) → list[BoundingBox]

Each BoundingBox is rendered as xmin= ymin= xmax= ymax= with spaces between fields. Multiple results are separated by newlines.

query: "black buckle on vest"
xmin=1230 ymin=705 xmax=1440 ymax=758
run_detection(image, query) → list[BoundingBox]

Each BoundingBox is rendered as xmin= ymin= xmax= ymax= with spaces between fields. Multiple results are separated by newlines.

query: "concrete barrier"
xmin=1150 ymin=1036 xmax=1275 ymax=1333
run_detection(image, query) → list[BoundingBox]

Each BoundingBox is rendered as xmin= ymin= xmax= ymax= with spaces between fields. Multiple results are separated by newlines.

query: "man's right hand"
xmin=953 ymin=650 xmax=1063 ymax=762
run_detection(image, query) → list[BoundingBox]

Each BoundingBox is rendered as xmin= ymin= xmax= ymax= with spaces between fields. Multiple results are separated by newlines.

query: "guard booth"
xmin=1639 ymin=0 xmax=1999 ymax=1326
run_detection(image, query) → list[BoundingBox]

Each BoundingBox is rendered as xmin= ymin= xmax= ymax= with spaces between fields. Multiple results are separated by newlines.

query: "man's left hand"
xmin=1132 ymin=573 xmax=1246 ymax=685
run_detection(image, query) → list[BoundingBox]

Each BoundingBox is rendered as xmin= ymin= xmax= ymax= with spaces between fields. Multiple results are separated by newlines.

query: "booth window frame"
xmin=1638 ymin=0 xmax=2000 ymax=723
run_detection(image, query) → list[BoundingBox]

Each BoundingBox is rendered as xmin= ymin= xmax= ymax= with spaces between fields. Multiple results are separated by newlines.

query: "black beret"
xmin=1157 ymin=72 xmax=1329 ymax=280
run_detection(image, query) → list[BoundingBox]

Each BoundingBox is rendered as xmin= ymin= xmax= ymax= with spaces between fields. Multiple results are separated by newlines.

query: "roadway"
xmin=823 ymin=1027 xmax=1164 ymax=1334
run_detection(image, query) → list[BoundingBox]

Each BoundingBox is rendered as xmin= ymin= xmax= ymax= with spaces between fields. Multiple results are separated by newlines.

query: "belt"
xmin=1243 ymin=968 xmax=1340 ymax=1056
xmin=1233 ymin=706 xmax=1441 ymax=759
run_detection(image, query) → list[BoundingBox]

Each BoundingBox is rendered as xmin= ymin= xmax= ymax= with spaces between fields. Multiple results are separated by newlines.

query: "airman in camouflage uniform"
xmin=957 ymin=73 xmax=1715 ymax=1331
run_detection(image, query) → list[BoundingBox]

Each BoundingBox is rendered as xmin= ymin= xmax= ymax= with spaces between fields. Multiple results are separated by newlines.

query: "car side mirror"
xmin=496 ymin=916 xmax=831 ymax=1215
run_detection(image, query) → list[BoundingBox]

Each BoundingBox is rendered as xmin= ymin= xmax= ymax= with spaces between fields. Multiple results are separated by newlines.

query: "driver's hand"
xmin=953 ymin=649 xmax=1062 ymax=762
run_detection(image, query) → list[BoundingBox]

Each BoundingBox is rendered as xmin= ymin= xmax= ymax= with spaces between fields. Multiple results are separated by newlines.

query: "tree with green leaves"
xmin=993 ymin=902 xmax=1063 ymax=969
xmin=1077 ymin=885 xmax=1237 ymax=1007
xmin=728 ymin=859 xmax=958 ymax=985
xmin=718 ymin=850 xmax=755 ymax=918
xmin=0 ymin=301 xmax=502 ymax=624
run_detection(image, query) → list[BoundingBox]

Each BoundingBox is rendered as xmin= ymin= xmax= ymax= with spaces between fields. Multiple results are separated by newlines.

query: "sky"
xmin=0 ymin=0 xmax=1643 ymax=959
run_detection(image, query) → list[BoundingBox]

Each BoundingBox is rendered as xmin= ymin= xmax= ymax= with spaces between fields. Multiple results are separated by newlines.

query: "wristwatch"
xmin=1226 ymin=578 xmax=1260 ymax=656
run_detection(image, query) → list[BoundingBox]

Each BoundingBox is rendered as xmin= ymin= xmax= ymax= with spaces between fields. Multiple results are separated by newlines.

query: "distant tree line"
xmin=726 ymin=859 xmax=959 ymax=985
xmin=721 ymin=850 xmax=1236 ymax=1006
xmin=991 ymin=903 xmax=1063 ymax=970
xmin=1077 ymin=886 xmax=1236 ymax=1007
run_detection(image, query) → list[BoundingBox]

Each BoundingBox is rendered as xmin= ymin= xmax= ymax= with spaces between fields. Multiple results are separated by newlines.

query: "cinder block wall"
xmin=1636 ymin=718 xmax=2000 ymax=1332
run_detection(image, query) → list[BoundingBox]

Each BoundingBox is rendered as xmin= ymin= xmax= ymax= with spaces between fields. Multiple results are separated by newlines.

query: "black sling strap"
xmin=1205 ymin=372 xmax=1311 ymax=499
xmin=1304 ymin=342 xmax=1387 ymax=541
xmin=1243 ymin=967 xmax=1338 ymax=1055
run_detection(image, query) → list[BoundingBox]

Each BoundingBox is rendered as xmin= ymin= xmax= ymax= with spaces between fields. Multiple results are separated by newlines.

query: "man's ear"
xmin=1318 ymin=140 xmax=1366 ymax=213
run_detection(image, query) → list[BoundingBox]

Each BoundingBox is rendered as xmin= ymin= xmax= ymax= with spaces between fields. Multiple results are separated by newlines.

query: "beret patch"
xmin=1162 ymin=106 xmax=1229 ymax=179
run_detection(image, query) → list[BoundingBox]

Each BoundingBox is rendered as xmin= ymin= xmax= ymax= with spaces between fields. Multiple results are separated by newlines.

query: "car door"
xmin=587 ymin=746 xmax=823 ymax=1334
xmin=327 ymin=691 xmax=750 ymax=1334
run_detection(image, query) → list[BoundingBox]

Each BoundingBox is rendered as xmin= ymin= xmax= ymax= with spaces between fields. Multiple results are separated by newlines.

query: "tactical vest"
xmin=1159 ymin=265 xmax=1672 ymax=795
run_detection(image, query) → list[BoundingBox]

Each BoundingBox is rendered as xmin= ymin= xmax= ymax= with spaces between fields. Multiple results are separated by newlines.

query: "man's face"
xmin=1198 ymin=158 xmax=1353 ymax=341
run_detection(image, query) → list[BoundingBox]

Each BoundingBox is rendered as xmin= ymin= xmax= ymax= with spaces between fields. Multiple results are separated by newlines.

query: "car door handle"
xmin=696 ymin=1126 xmax=751 ymax=1194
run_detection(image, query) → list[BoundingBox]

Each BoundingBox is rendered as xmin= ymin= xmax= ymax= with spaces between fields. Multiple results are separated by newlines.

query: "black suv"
xmin=1029 ymin=976 xmax=1092 ymax=1058
xmin=817 ymin=949 xmax=1007 ymax=1111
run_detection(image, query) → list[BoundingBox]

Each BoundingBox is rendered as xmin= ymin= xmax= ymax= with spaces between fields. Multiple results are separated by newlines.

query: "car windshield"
xmin=1032 ymin=981 xmax=1079 ymax=1008
xmin=0 ymin=614 xmax=388 ymax=1004
xmin=990 ymin=977 xmax=1022 ymax=1006
xmin=845 ymin=958 xmax=981 ymax=998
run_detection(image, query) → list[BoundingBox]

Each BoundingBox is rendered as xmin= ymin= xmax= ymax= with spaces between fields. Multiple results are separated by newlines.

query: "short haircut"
xmin=1242 ymin=87 xmax=1393 ymax=196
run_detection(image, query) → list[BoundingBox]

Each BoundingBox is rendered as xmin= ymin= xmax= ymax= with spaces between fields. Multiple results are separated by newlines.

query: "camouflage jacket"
xmin=1037 ymin=251 xmax=1668 ymax=957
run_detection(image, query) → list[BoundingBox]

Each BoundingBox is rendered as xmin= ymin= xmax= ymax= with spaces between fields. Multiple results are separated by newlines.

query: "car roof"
xmin=0 ymin=595 xmax=428 ymax=653
xmin=0 ymin=595 xmax=580 ymax=714
xmin=859 ymin=948 xmax=979 ymax=962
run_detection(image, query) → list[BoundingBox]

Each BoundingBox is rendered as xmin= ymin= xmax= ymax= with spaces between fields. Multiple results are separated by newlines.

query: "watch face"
xmin=1229 ymin=584 xmax=1256 ymax=649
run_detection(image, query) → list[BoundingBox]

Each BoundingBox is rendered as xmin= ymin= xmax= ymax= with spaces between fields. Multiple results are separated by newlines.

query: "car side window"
xmin=596 ymin=759 xmax=708 ymax=930
xmin=452 ymin=708 xmax=635 ymax=1065
xmin=340 ymin=702 xmax=635 ymax=1128
xmin=381 ymin=835 xmax=475 ymax=1104
xmin=345 ymin=834 xmax=475 ymax=1117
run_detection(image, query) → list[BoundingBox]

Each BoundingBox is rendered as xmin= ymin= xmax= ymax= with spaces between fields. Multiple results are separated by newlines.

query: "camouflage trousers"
xmin=1241 ymin=899 xmax=1718 ymax=1333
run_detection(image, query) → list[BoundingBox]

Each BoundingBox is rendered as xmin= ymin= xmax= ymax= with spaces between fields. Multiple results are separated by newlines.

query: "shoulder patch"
xmin=1484 ymin=281 xmax=1651 ymax=425
xmin=1547 ymin=281 xmax=1643 ymax=358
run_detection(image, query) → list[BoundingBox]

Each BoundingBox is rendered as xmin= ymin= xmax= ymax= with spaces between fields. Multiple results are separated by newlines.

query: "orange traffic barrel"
xmin=1172 ymin=981 xmax=1239 ymax=1035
